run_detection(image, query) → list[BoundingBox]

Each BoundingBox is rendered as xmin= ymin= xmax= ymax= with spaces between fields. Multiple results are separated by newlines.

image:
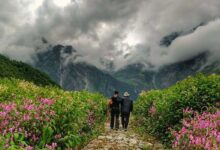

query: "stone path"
xmin=82 ymin=122 xmax=164 ymax=150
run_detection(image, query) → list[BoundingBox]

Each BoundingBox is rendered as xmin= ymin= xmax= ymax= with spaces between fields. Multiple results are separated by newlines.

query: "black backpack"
xmin=110 ymin=96 xmax=120 ymax=109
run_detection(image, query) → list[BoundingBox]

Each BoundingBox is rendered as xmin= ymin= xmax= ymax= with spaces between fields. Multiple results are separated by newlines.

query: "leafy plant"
xmin=133 ymin=73 xmax=220 ymax=146
xmin=172 ymin=108 xmax=220 ymax=150
xmin=0 ymin=78 xmax=106 ymax=149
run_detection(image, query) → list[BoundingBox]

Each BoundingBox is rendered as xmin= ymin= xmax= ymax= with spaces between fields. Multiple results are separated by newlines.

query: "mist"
xmin=0 ymin=0 xmax=220 ymax=70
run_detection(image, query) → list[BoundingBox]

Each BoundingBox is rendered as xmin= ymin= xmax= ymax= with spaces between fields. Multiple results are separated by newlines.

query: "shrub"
xmin=133 ymin=74 xmax=220 ymax=145
xmin=0 ymin=98 xmax=57 ymax=149
xmin=0 ymin=78 xmax=107 ymax=149
xmin=172 ymin=108 xmax=220 ymax=150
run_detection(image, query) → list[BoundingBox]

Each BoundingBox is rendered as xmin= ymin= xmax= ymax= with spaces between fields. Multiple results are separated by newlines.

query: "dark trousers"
xmin=110 ymin=109 xmax=119 ymax=129
xmin=121 ymin=112 xmax=130 ymax=129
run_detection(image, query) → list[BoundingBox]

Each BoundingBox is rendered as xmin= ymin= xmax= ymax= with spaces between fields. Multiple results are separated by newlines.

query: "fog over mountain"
xmin=1 ymin=0 xmax=220 ymax=71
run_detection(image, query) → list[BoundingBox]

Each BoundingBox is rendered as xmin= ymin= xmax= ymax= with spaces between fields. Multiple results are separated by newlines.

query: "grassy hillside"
xmin=133 ymin=73 xmax=220 ymax=147
xmin=0 ymin=78 xmax=106 ymax=149
xmin=0 ymin=54 xmax=58 ymax=87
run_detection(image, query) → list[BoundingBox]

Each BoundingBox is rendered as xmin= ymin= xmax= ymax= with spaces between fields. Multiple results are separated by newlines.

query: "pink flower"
xmin=172 ymin=109 xmax=220 ymax=149
xmin=3 ymin=103 xmax=15 ymax=112
xmin=183 ymin=107 xmax=193 ymax=113
xmin=15 ymin=111 xmax=19 ymax=115
xmin=41 ymin=99 xmax=55 ymax=106
xmin=2 ymin=120 xmax=9 ymax=126
xmin=148 ymin=105 xmax=157 ymax=116
xmin=9 ymin=127 xmax=14 ymax=133
xmin=31 ymin=134 xmax=39 ymax=142
xmin=217 ymin=134 xmax=220 ymax=142
xmin=3 ymin=130 xmax=7 ymax=136
xmin=26 ymin=146 xmax=34 ymax=150
xmin=23 ymin=114 xmax=30 ymax=121
xmin=55 ymin=134 xmax=62 ymax=139
xmin=52 ymin=143 xmax=57 ymax=149
xmin=25 ymin=104 xmax=35 ymax=110
xmin=0 ymin=111 xmax=7 ymax=117
xmin=0 ymin=98 xmax=58 ymax=148
xmin=50 ymin=110 xmax=56 ymax=116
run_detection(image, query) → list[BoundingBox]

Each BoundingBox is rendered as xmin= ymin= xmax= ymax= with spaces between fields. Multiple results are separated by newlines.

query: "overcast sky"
xmin=0 ymin=0 xmax=220 ymax=70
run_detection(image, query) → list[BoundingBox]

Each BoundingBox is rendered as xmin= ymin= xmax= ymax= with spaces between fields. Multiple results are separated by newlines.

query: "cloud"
xmin=163 ymin=19 xmax=220 ymax=63
xmin=0 ymin=0 xmax=220 ymax=70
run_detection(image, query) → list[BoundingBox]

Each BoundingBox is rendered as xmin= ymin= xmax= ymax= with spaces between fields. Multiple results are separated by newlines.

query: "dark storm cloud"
xmin=0 ymin=0 xmax=220 ymax=70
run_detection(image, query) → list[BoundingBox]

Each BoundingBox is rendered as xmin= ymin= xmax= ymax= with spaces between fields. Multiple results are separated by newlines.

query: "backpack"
xmin=108 ymin=99 xmax=113 ymax=107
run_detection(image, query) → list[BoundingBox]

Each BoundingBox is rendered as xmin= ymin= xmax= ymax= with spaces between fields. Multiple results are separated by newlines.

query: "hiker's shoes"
xmin=110 ymin=127 xmax=127 ymax=131
xmin=110 ymin=128 xmax=119 ymax=131
xmin=122 ymin=127 xmax=128 ymax=131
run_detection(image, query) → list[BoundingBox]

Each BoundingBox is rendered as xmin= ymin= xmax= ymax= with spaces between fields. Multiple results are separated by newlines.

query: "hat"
xmin=124 ymin=92 xmax=130 ymax=97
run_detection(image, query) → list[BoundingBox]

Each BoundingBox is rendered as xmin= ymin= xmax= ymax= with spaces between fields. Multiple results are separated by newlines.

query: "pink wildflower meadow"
xmin=172 ymin=108 xmax=220 ymax=150
xmin=0 ymin=98 xmax=59 ymax=149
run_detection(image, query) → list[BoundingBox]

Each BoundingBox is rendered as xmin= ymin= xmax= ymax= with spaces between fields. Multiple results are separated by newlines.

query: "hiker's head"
xmin=114 ymin=91 xmax=119 ymax=97
xmin=124 ymin=92 xmax=130 ymax=97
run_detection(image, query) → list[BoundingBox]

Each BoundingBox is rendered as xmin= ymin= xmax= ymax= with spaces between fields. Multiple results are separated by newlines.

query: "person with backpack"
xmin=121 ymin=92 xmax=133 ymax=131
xmin=108 ymin=91 xmax=121 ymax=130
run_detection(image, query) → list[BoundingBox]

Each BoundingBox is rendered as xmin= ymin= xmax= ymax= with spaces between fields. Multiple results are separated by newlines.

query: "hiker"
xmin=121 ymin=92 xmax=133 ymax=131
xmin=108 ymin=91 xmax=121 ymax=130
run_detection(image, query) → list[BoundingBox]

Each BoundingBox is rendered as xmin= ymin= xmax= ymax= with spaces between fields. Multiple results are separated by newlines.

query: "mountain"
xmin=113 ymin=63 xmax=155 ymax=90
xmin=32 ymin=42 xmax=220 ymax=99
xmin=0 ymin=54 xmax=58 ymax=87
xmin=113 ymin=52 xmax=220 ymax=91
xmin=34 ymin=45 xmax=137 ymax=98
xmin=160 ymin=22 xmax=206 ymax=47
xmin=160 ymin=32 xmax=180 ymax=47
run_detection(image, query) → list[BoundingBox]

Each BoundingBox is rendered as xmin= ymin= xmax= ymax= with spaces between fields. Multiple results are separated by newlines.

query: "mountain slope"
xmin=33 ymin=43 xmax=220 ymax=98
xmin=34 ymin=45 xmax=136 ymax=98
xmin=0 ymin=54 xmax=58 ymax=87
xmin=113 ymin=63 xmax=155 ymax=90
xmin=113 ymin=52 xmax=220 ymax=91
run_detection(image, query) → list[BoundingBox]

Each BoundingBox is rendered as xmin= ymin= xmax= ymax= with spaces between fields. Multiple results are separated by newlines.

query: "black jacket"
xmin=121 ymin=97 xmax=133 ymax=114
xmin=110 ymin=96 xmax=121 ymax=110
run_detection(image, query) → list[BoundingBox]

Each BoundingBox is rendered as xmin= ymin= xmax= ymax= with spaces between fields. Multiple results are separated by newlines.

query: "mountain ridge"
xmin=34 ymin=45 xmax=137 ymax=98
xmin=0 ymin=54 xmax=58 ymax=87
xmin=32 ymin=44 xmax=220 ymax=99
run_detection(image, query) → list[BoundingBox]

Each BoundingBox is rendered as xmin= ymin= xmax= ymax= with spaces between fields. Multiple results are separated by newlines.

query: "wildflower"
xmin=52 ymin=143 xmax=57 ymax=149
xmin=172 ymin=109 xmax=220 ymax=149
xmin=217 ymin=134 xmax=220 ymax=142
xmin=0 ymin=111 xmax=7 ymax=117
xmin=148 ymin=105 xmax=157 ymax=116
xmin=41 ymin=99 xmax=55 ymax=106
xmin=26 ymin=146 xmax=34 ymax=150
xmin=25 ymin=104 xmax=35 ymax=110
xmin=23 ymin=114 xmax=30 ymax=121
xmin=55 ymin=134 xmax=62 ymax=139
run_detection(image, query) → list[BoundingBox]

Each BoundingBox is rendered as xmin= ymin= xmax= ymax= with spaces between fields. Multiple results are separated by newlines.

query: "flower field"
xmin=133 ymin=73 xmax=220 ymax=148
xmin=172 ymin=108 xmax=220 ymax=149
xmin=0 ymin=78 xmax=107 ymax=149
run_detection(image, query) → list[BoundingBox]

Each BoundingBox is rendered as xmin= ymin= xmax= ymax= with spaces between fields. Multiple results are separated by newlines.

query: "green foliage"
xmin=0 ymin=78 xmax=107 ymax=149
xmin=0 ymin=54 xmax=58 ymax=87
xmin=39 ymin=127 xmax=54 ymax=147
xmin=133 ymin=73 xmax=220 ymax=145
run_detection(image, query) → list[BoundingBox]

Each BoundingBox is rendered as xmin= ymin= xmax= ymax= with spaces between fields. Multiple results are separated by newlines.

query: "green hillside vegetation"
xmin=133 ymin=73 xmax=220 ymax=146
xmin=0 ymin=54 xmax=58 ymax=87
xmin=0 ymin=78 xmax=106 ymax=149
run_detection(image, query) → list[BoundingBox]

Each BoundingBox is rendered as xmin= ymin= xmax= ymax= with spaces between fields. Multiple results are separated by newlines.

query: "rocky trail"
xmin=82 ymin=120 xmax=164 ymax=150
